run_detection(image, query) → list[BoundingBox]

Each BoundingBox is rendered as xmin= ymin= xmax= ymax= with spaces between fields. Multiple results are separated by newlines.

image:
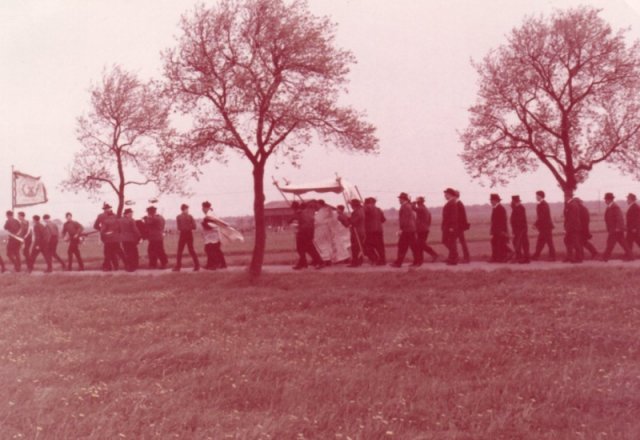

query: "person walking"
xmin=363 ymin=198 xmax=386 ymax=265
xmin=202 ymin=201 xmax=228 ymax=270
xmin=100 ymin=208 xmax=122 ymax=271
xmin=391 ymin=192 xmax=420 ymax=267
xmin=145 ymin=206 xmax=168 ymax=269
xmin=43 ymin=214 xmax=66 ymax=270
xmin=454 ymin=190 xmax=471 ymax=263
xmin=4 ymin=210 xmax=22 ymax=272
xmin=120 ymin=208 xmax=141 ymax=272
xmin=564 ymin=196 xmax=584 ymax=263
xmin=27 ymin=215 xmax=52 ymax=273
xmin=489 ymin=194 xmax=510 ymax=262
xmin=173 ymin=204 xmax=200 ymax=272
xmin=602 ymin=193 xmax=633 ymax=261
xmin=441 ymin=188 xmax=459 ymax=265
xmin=61 ymin=212 xmax=84 ymax=271
xmin=531 ymin=190 xmax=556 ymax=261
xmin=626 ymin=193 xmax=640 ymax=252
xmin=17 ymin=212 xmax=32 ymax=264
xmin=414 ymin=196 xmax=438 ymax=262
xmin=348 ymin=199 xmax=365 ymax=267
xmin=576 ymin=198 xmax=598 ymax=259
xmin=510 ymin=196 xmax=530 ymax=264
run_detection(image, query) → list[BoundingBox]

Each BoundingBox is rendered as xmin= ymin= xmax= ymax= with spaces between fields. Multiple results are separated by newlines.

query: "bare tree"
xmin=461 ymin=7 xmax=640 ymax=200
xmin=62 ymin=65 xmax=181 ymax=216
xmin=163 ymin=0 xmax=378 ymax=277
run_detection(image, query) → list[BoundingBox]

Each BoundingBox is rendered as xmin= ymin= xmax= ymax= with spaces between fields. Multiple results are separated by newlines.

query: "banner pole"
xmin=11 ymin=165 xmax=14 ymax=211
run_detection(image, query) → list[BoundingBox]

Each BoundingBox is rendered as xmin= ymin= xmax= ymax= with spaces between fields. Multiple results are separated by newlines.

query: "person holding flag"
xmin=4 ymin=210 xmax=22 ymax=272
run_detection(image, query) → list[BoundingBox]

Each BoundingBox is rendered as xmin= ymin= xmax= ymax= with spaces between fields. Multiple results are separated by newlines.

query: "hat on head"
xmin=604 ymin=192 xmax=615 ymax=201
xmin=398 ymin=192 xmax=410 ymax=200
xmin=444 ymin=188 xmax=456 ymax=197
xmin=511 ymin=195 xmax=521 ymax=203
xmin=124 ymin=208 xmax=133 ymax=215
xmin=350 ymin=198 xmax=362 ymax=205
xmin=202 ymin=201 xmax=212 ymax=209
xmin=146 ymin=206 xmax=157 ymax=213
xmin=180 ymin=203 xmax=189 ymax=211
xmin=102 ymin=203 xmax=112 ymax=210
xmin=490 ymin=193 xmax=501 ymax=202
xmin=536 ymin=190 xmax=545 ymax=198
xmin=628 ymin=193 xmax=637 ymax=201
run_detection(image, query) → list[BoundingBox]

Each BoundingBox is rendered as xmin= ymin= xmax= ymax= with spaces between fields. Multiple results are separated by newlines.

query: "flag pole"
xmin=11 ymin=165 xmax=14 ymax=211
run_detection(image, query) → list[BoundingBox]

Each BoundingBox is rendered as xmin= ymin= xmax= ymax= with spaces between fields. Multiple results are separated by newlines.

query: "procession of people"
xmin=2 ymin=189 xmax=639 ymax=273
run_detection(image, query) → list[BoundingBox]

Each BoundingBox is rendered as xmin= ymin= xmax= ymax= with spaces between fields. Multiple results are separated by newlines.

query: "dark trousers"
xmin=350 ymin=231 xmax=364 ymax=265
xmin=49 ymin=238 xmax=66 ymax=268
xmin=176 ymin=231 xmax=200 ymax=269
xmin=122 ymin=241 xmax=139 ymax=271
xmin=67 ymin=239 xmax=84 ymax=270
xmin=204 ymin=242 xmax=226 ymax=269
xmin=582 ymin=236 xmax=598 ymax=257
xmin=417 ymin=231 xmax=437 ymax=261
xmin=148 ymin=240 xmax=168 ymax=268
xmin=28 ymin=243 xmax=52 ymax=272
xmin=603 ymin=231 xmax=632 ymax=260
xmin=0 ymin=254 xmax=4 ymax=271
xmin=564 ymin=231 xmax=584 ymax=262
xmin=365 ymin=231 xmax=386 ymax=264
xmin=7 ymin=239 xmax=22 ymax=271
xmin=457 ymin=231 xmax=470 ymax=261
xmin=491 ymin=234 xmax=510 ymax=262
xmin=395 ymin=231 xmax=419 ymax=265
xmin=22 ymin=237 xmax=32 ymax=263
xmin=512 ymin=230 xmax=530 ymax=262
xmin=103 ymin=242 xmax=121 ymax=270
xmin=627 ymin=230 xmax=640 ymax=252
xmin=295 ymin=230 xmax=322 ymax=267
xmin=533 ymin=229 xmax=556 ymax=259
xmin=443 ymin=231 xmax=458 ymax=264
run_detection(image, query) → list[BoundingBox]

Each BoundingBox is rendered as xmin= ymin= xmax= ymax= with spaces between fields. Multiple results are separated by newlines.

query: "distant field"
xmin=26 ymin=214 xmax=616 ymax=270
xmin=1 ymin=269 xmax=639 ymax=438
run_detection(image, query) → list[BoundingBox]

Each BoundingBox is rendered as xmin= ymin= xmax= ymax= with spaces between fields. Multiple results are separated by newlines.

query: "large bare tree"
xmin=461 ymin=7 xmax=640 ymax=200
xmin=62 ymin=65 xmax=181 ymax=216
xmin=163 ymin=0 xmax=378 ymax=277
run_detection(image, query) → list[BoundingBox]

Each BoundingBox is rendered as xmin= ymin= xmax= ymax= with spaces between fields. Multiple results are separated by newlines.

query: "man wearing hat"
xmin=348 ymin=199 xmax=365 ymax=267
xmin=510 ymin=196 xmax=530 ymax=264
xmin=94 ymin=203 xmax=122 ymax=270
xmin=626 ymin=193 xmax=640 ymax=252
xmin=563 ymin=195 xmax=584 ymax=263
xmin=532 ymin=190 xmax=556 ymax=261
xmin=414 ymin=196 xmax=438 ymax=262
xmin=173 ymin=204 xmax=200 ymax=272
xmin=61 ymin=212 xmax=85 ymax=271
xmin=576 ymin=198 xmax=598 ymax=259
xmin=120 ymin=208 xmax=141 ymax=271
xmin=4 ymin=210 xmax=22 ymax=272
xmin=364 ymin=197 xmax=386 ymax=265
xmin=441 ymin=188 xmax=459 ymax=265
xmin=490 ymin=194 xmax=509 ymax=262
xmin=391 ymin=192 xmax=420 ymax=267
xmin=602 ymin=193 xmax=632 ymax=261
xmin=144 ymin=206 xmax=168 ymax=269
xmin=454 ymin=190 xmax=471 ymax=263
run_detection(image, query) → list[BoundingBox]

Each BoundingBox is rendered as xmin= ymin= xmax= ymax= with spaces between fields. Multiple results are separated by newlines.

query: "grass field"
xmin=1 ymin=269 xmax=639 ymax=439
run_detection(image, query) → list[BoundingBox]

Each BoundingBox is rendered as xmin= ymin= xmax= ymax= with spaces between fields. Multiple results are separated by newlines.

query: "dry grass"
xmin=1 ymin=269 xmax=639 ymax=439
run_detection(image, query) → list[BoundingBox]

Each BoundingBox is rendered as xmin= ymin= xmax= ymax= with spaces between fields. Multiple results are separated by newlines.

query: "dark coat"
xmin=510 ymin=204 xmax=528 ymax=233
xmin=176 ymin=213 xmax=197 ymax=232
xmin=350 ymin=206 xmax=365 ymax=236
xmin=627 ymin=203 xmax=640 ymax=233
xmin=605 ymin=202 xmax=625 ymax=233
xmin=442 ymin=200 xmax=459 ymax=233
xmin=535 ymin=200 xmax=554 ymax=231
xmin=364 ymin=205 xmax=385 ymax=233
xmin=414 ymin=204 xmax=432 ymax=233
xmin=491 ymin=204 xmax=508 ymax=236
xmin=62 ymin=220 xmax=83 ymax=240
xmin=33 ymin=222 xmax=50 ymax=247
xmin=4 ymin=218 xmax=20 ymax=235
xmin=457 ymin=201 xmax=470 ymax=231
xmin=579 ymin=204 xmax=592 ymax=239
xmin=564 ymin=199 xmax=582 ymax=233
xmin=101 ymin=213 xmax=121 ymax=243
xmin=120 ymin=217 xmax=141 ymax=243
xmin=399 ymin=202 xmax=416 ymax=233
xmin=144 ymin=214 xmax=166 ymax=241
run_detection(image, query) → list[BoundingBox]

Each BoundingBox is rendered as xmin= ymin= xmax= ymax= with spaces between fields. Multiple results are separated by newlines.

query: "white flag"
xmin=13 ymin=171 xmax=48 ymax=207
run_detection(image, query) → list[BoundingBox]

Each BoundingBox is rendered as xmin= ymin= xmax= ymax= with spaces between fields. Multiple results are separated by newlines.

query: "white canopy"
xmin=275 ymin=177 xmax=359 ymax=200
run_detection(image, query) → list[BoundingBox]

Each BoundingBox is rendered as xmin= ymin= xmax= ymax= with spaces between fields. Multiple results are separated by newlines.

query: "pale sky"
xmin=2 ymin=0 xmax=640 ymax=223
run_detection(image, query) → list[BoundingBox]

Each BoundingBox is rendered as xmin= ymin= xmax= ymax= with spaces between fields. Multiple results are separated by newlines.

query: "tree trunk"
xmin=117 ymin=191 xmax=125 ymax=217
xmin=249 ymin=163 xmax=266 ymax=278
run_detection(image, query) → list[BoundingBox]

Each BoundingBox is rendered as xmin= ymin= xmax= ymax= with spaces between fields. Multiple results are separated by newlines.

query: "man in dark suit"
xmin=61 ymin=212 xmax=85 ymax=271
xmin=173 ymin=204 xmax=200 ymax=272
xmin=454 ymin=190 xmax=471 ymax=263
xmin=4 ymin=210 xmax=22 ymax=272
xmin=414 ymin=196 xmax=438 ymax=263
xmin=531 ymin=190 xmax=556 ymax=261
xmin=626 ymin=193 xmax=640 ymax=252
xmin=145 ymin=206 xmax=168 ymax=269
xmin=17 ymin=212 xmax=32 ymax=264
xmin=27 ymin=215 xmax=52 ymax=273
xmin=290 ymin=201 xmax=324 ymax=270
xmin=563 ymin=196 xmax=584 ymax=263
xmin=602 ymin=193 xmax=632 ymax=261
xmin=510 ymin=195 xmax=530 ymax=264
xmin=348 ymin=199 xmax=365 ymax=267
xmin=364 ymin=197 xmax=386 ymax=265
xmin=391 ymin=192 xmax=420 ymax=267
xmin=441 ymin=188 xmax=459 ymax=265
xmin=120 ymin=208 xmax=141 ymax=272
xmin=489 ymin=194 xmax=509 ymax=262
xmin=576 ymin=198 xmax=598 ymax=259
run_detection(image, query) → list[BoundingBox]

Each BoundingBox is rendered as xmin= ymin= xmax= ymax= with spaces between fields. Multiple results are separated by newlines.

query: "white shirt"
xmin=202 ymin=209 xmax=220 ymax=244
